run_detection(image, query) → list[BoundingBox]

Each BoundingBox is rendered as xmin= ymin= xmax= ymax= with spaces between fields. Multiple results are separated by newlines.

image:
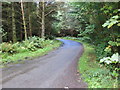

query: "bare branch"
xmin=45 ymin=9 xmax=56 ymax=17
xmin=37 ymin=15 xmax=42 ymax=20
xmin=37 ymin=21 xmax=42 ymax=25
xmin=16 ymin=20 xmax=23 ymax=25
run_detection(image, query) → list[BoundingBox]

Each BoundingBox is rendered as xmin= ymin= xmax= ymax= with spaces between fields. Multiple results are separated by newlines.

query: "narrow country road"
xmin=2 ymin=39 xmax=87 ymax=88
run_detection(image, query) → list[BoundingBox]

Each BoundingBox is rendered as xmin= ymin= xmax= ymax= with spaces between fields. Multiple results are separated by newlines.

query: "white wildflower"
xmin=111 ymin=53 xmax=119 ymax=62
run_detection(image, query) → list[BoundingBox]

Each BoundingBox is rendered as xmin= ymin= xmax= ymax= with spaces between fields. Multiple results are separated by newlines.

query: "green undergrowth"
xmin=62 ymin=37 xmax=118 ymax=88
xmin=0 ymin=37 xmax=61 ymax=67
xmin=78 ymin=43 xmax=118 ymax=88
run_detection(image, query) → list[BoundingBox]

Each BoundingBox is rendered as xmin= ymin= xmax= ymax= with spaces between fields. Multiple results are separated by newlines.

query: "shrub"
xmin=1 ymin=42 xmax=17 ymax=54
xmin=100 ymin=53 xmax=119 ymax=78
xmin=100 ymin=53 xmax=119 ymax=64
xmin=22 ymin=40 xmax=37 ymax=51
xmin=41 ymin=40 xmax=54 ymax=48
xmin=28 ymin=36 xmax=45 ymax=48
xmin=1 ymin=36 xmax=56 ymax=55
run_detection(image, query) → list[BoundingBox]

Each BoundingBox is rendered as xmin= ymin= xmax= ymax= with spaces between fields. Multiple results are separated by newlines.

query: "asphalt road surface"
xmin=2 ymin=39 xmax=87 ymax=88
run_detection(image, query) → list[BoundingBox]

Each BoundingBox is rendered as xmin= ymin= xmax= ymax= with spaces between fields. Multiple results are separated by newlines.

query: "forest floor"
xmin=1 ymin=39 xmax=87 ymax=88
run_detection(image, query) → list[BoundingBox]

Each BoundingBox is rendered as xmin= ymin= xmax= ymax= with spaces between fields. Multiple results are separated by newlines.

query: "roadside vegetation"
xmin=60 ymin=2 xmax=119 ymax=88
xmin=1 ymin=1 xmax=119 ymax=88
xmin=78 ymin=42 xmax=118 ymax=88
xmin=63 ymin=37 xmax=119 ymax=88
xmin=0 ymin=36 xmax=61 ymax=66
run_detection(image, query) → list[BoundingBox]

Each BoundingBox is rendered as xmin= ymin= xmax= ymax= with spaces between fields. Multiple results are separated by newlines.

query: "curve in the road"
xmin=2 ymin=39 xmax=87 ymax=88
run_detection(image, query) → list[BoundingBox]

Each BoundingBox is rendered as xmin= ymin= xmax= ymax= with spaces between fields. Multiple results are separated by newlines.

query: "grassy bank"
xmin=62 ymin=37 xmax=118 ymax=88
xmin=0 ymin=37 xmax=61 ymax=67
xmin=78 ymin=43 xmax=118 ymax=88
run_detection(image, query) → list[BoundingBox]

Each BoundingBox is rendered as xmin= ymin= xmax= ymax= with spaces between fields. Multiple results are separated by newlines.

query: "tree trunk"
xmin=12 ymin=3 xmax=17 ymax=43
xmin=0 ymin=3 xmax=2 ymax=43
xmin=21 ymin=0 xmax=27 ymax=40
xmin=41 ymin=0 xmax=45 ymax=38
xmin=28 ymin=4 xmax=32 ymax=37
xmin=37 ymin=2 xmax=41 ymax=37
xmin=29 ymin=14 xmax=32 ymax=37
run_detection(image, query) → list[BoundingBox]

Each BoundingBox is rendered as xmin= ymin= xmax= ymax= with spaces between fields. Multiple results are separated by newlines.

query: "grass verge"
xmin=1 ymin=40 xmax=61 ymax=67
xmin=78 ymin=43 xmax=118 ymax=88
xmin=62 ymin=37 xmax=118 ymax=88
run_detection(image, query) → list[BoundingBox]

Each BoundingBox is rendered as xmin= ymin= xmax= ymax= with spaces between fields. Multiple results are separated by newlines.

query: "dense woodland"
xmin=1 ymin=2 xmax=119 ymax=43
xmin=0 ymin=1 xmax=120 ymax=88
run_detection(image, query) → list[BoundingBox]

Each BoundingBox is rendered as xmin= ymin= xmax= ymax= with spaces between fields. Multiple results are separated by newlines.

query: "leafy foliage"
xmin=1 ymin=36 xmax=61 ymax=65
xmin=100 ymin=53 xmax=119 ymax=64
xmin=1 ymin=36 xmax=55 ymax=57
xmin=66 ymin=38 xmax=118 ymax=88
xmin=0 ymin=25 xmax=7 ymax=37
xmin=1 ymin=1 xmax=119 ymax=88
xmin=102 ymin=15 xmax=120 ymax=28
xmin=78 ymin=24 xmax=95 ymax=42
xmin=100 ymin=53 xmax=119 ymax=78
